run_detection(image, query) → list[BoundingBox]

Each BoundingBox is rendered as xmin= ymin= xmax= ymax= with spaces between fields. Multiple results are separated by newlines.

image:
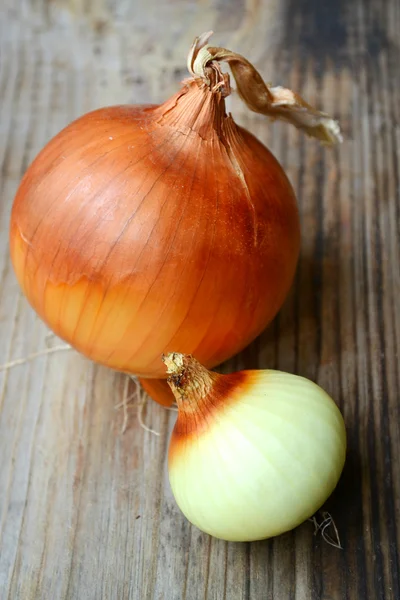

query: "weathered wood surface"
xmin=1 ymin=0 xmax=399 ymax=598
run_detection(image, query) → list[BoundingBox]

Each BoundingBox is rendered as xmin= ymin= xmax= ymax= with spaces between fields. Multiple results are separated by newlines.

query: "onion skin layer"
xmin=10 ymin=81 xmax=300 ymax=382
xmin=167 ymin=359 xmax=347 ymax=542
xmin=138 ymin=377 xmax=175 ymax=407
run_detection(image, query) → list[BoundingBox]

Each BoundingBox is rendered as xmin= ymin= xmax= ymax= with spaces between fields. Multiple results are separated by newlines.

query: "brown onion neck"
xmin=153 ymin=80 xmax=228 ymax=138
xmin=163 ymin=353 xmax=219 ymax=414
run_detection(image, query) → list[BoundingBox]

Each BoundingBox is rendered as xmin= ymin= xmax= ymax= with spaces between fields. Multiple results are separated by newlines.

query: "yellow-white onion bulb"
xmin=163 ymin=353 xmax=346 ymax=542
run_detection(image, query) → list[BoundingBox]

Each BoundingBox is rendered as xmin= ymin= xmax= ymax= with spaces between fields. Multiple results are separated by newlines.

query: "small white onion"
xmin=164 ymin=353 xmax=346 ymax=542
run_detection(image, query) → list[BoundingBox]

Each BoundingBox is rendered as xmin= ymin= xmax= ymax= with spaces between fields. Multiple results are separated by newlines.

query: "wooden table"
xmin=1 ymin=0 xmax=399 ymax=598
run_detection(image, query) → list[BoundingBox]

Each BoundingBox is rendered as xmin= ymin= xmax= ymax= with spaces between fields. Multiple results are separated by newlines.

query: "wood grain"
xmin=1 ymin=0 xmax=399 ymax=598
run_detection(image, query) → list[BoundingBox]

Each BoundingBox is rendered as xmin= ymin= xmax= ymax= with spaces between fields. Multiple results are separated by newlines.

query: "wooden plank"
xmin=0 ymin=0 xmax=399 ymax=598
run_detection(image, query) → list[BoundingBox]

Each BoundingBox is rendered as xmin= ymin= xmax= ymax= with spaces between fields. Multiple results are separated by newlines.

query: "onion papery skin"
xmin=139 ymin=377 xmax=175 ymax=407
xmin=168 ymin=367 xmax=346 ymax=542
xmin=10 ymin=80 xmax=300 ymax=381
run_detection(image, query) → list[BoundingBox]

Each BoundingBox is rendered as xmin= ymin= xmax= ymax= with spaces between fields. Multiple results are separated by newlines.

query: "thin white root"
xmin=309 ymin=511 xmax=342 ymax=549
xmin=137 ymin=397 xmax=160 ymax=436
xmin=0 ymin=344 xmax=72 ymax=372
xmin=163 ymin=405 xmax=178 ymax=412
xmin=320 ymin=513 xmax=342 ymax=549
xmin=120 ymin=376 xmax=130 ymax=435
xmin=115 ymin=375 xmax=160 ymax=436
xmin=131 ymin=376 xmax=159 ymax=435
xmin=114 ymin=392 xmax=137 ymax=410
